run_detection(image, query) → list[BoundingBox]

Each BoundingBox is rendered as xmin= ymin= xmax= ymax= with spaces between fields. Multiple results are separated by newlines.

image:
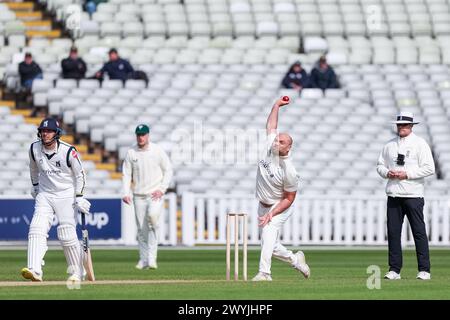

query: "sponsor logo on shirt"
xmin=55 ymin=161 xmax=61 ymax=167
xmin=42 ymin=169 xmax=62 ymax=175
xmin=259 ymin=159 xmax=274 ymax=178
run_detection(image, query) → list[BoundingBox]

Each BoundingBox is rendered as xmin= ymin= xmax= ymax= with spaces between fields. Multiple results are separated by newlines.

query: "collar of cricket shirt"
xmin=398 ymin=132 xmax=415 ymax=143
xmin=42 ymin=140 xmax=59 ymax=155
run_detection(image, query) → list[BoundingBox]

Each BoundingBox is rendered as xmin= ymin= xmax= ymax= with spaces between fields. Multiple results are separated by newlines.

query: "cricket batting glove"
xmin=75 ymin=197 xmax=91 ymax=215
xmin=30 ymin=185 xmax=39 ymax=199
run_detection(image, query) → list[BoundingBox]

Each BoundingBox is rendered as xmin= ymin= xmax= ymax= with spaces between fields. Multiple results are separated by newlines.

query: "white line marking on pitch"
xmin=0 ymin=280 xmax=231 ymax=287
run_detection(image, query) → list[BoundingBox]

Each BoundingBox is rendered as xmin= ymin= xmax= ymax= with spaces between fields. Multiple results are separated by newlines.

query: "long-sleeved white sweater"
xmin=122 ymin=143 xmax=173 ymax=197
xmin=376 ymin=132 xmax=435 ymax=198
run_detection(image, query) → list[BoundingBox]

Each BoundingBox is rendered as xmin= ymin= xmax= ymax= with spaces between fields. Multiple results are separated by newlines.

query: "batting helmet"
xmin=37 ymin=118 xmax=62 ymax=142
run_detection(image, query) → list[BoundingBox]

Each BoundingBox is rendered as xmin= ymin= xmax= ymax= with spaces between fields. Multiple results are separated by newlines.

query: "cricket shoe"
xmin=66 ymin=273 xmax=82 ymax=289
xmin=293 ymin=251 xmax=310 ymax=279
xmin=384 ymin=271 xmax=401 ymax=280
xmin=21 ymin=267 xmax=43 ymax=282
xmin=251 ymin=272 xmax=272 ymax=281
xmin=67 ymin=273 xmax=81 ymax=282
xmin=416 ymin=271 xmax=431 ymax=280
xmin=135 ymin=260 xmax=149 ymax=270
xmin=148 ymin=261 xmax=158 ymax=270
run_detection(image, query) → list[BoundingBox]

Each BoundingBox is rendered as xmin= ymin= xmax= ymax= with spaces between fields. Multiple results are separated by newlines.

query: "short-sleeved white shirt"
xmin=255 ymin=133 xmax=299 ymax=205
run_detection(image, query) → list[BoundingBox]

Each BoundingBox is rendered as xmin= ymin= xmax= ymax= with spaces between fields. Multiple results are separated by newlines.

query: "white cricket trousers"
xmin=133 ymin=195 xmax=164 ymax=264
xmin=258 ymin=202 xmax=296 ymax=275
xmin=28 ymin=193 xmax=81 ymax=276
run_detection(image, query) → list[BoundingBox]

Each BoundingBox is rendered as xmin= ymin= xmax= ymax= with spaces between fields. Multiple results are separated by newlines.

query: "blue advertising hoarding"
xmin=0 ymin=198 xmax=121 ymax=240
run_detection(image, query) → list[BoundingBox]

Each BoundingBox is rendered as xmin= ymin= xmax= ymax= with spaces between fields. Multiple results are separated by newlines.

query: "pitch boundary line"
xmin=0 ymin=279 xmax=232 ymax=287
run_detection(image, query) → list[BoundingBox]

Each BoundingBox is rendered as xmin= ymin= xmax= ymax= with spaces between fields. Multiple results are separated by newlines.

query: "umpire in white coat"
xmin=122 ymin=124 xmax=173 ymax=270
xmin=377 ymin=111 xmax=435 ymax=281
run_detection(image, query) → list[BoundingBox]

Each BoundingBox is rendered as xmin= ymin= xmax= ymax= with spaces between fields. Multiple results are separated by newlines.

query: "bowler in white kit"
xmin=252 ymin=97 xmax=310 ymax=281
xmin=21 ymin=118 xmax=91 ymax=282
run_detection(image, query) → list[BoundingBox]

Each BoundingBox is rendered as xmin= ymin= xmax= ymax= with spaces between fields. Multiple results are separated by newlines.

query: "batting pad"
xmin=57 ymin=225 xmax=81 ymax=276
xmin=27 ymin=215 xmax=50 ymax=274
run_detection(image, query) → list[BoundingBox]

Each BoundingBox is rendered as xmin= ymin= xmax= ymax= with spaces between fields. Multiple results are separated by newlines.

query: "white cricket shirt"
xmin=255 ymin=133 xmax=299 ymax=205
xmin=29 ymin=140 xmax=86 ymax=198
xmin=376 ymin=132 xmax=435 ymax=198
xmin=122 ymin=142 xmax=173 ymax=196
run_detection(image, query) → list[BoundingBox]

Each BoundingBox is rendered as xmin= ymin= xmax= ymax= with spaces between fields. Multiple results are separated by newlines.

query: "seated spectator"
xmin=18 ymin=53 xmax=43 ymax=90
xmin=310 ymin=56 xmax=340 ymax=91
xmin=85 ymin=1 xmax=97 ymax=16
xmin=281 ymin=61 xmax=310 ymax=92
xmin=61 ymin=47 xmax=87 ymax=80
xmin=95 ymin=48 xmax=134 ymax=82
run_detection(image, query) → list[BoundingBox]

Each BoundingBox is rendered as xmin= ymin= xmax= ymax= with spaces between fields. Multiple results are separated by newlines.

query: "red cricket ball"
xmin=282 ymin=96 xmax=290 ymax=101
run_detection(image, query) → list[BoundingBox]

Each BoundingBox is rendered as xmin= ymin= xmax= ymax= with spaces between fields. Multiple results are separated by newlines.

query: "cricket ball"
xmin=282 ymin=96 xmax=289 ymax=102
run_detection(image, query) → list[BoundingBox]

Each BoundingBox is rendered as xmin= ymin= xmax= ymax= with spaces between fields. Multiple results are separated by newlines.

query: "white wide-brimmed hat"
xmin=392 ymin=111 xmax=419 ymax=125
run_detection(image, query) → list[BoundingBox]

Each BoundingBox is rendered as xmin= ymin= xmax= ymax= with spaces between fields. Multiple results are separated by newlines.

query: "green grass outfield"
xmin=0 ymin=248 xmax=449 ymax=300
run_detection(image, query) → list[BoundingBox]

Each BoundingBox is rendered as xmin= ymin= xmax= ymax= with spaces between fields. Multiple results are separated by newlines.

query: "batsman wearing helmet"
xmin=252 ymin=97 xmax=310 ymax=281
xmin=21 ymin=118 xmax=90 ymax=282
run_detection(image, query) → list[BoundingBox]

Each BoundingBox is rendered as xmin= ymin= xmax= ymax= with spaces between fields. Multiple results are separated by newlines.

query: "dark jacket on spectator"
xmin=310 ymin=65 xmax=339 ymax=90
xmin=99 ymin=58 xmax=134 ymax=81
xmin=61 ymin=57 xmax=87 ymax=80
xmin=282 ymin=66 xmax=310 ymax=89
xmin=18 ymin=61 xmax=42 ymax=86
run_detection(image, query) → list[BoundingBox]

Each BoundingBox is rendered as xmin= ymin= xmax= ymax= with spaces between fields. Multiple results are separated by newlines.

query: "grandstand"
xmin=0 ymin=0 xmax=449 ymax=245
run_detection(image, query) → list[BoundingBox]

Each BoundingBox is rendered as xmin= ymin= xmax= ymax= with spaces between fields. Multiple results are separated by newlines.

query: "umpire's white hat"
xmin=392 ymin=111 xmax=419 ymax=125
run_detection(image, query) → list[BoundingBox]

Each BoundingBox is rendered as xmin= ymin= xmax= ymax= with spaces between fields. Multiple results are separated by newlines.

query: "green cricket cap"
xmin=135 ymin=124 xmax=150 ymax=135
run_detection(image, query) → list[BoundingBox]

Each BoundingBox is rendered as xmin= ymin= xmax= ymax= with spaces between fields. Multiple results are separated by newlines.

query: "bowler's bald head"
xmin=279 ymin=133 xmax=293 ymax=146
xmin=273 ymin=132 xmax=293 ymax=156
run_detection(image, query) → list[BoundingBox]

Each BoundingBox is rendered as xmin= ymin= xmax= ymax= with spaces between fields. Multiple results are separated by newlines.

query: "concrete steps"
xmin=95 ymin=163 xmax=116 ymax=172
xmin=15 ymin=11 xmax=43 ymax=22
xmin=5 ymin=1 xmax=34 ymax=11
xmin=24 ymin=116 xmax=41 ymax=126
xmin=26 ymin=30 xmax=61 ymax=38
xmin=83 ymin=153 xmax=102 ymax=162
xmin=24 ymin=20 xmax=53 ymax=31
xmin=109 ymin=172 xmax=122 ymax=180
xmin=6 ymin=1 xmax=63 ymax=40
xmin=11 ymin=109 xmax=33 ymax=117
xmin=0 ymin=100 xmax=16 ymax=108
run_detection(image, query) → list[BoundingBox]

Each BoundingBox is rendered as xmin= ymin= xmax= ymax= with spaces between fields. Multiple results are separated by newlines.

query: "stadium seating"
xmin=0 ymin=103 xmax=125 ymax=196
xmin=1 ymin=0 xmax=449 ymax=197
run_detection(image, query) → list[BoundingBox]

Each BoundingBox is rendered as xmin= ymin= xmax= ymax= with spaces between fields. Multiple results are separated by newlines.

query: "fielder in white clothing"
xmin=122 ymin=124 xmax=173 ymax=270
xmin=252 ymin=97 xmax=310 ymax=281
xmin=21 ymin=118 xmax=91 ymax=282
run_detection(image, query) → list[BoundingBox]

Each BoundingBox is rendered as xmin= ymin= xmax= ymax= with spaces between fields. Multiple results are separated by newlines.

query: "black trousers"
xmin=387 ymin=197 xmax=430 ymax=273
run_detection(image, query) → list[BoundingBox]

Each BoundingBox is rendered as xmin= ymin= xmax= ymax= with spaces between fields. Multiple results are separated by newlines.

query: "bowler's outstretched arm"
xmin=266 ymin=98 xmax=289 ymax=135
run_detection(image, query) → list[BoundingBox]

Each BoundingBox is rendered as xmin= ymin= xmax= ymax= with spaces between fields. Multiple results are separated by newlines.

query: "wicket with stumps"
xmin=226 ymin=213 xmax=248 ymax=281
